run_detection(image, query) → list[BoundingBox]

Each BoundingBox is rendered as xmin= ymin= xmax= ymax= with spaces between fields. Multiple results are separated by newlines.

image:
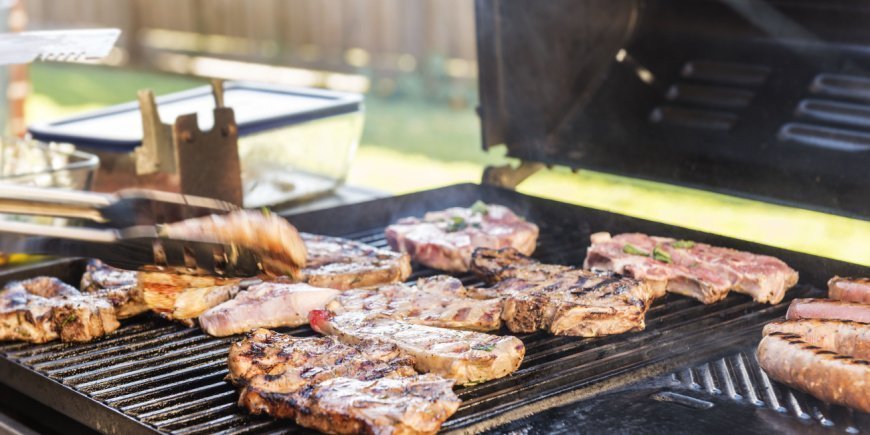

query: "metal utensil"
xmin=0 ymin=184 xmax=239 ymax=227
xmin=0 ymin=219 xmax=262 ymax=277
xmin=0 ymin=28 xmax=120 ymax=65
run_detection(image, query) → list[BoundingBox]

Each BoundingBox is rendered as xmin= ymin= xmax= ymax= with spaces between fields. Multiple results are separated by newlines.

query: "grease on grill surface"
xmin=0 ymin=223 xmax=842 ymax=434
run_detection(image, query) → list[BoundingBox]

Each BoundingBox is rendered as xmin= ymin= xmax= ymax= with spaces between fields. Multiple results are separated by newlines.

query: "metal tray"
xmin=0 ymin=184 xmax=866 ymax=434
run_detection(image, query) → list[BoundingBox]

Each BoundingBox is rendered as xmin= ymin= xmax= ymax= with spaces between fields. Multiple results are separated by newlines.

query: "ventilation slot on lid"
xmin=650 ymin=106 xmax=737 ymax=130
xmin=778 ymin=123 xmax=870 ymax=152
xmin=795 ymin=99 xmax=870 ymax=129
xmin=666 ymin=84 xmax=754 ymax=109
xmin=810 ymin=73 xmax=870 ymax=101
xmin=681 ymin=61 xmax=770 ymax=87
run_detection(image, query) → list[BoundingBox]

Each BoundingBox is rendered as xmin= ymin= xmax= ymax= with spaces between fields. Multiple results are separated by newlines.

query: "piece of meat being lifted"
xmin=228 ymin=328 xmax=459 ymax=435
xmin=471 ymin=247 xmax=654 ymax=337
xmin=310 ymin=310 xmax=524 ymax=385
xmin=385 ymin=201 xmax=539 ymax=272
xmin=327 ymin=275 xmax=502 ymax=332
xmin=584 ymin=232 xmax=798 ymax=304
xmin=200 ymin=282 xmax=339 ymax=337
xmin=0 ymin=277 xmax=120 ymax=343
xmin=80 ymin=259 xmax=147 ymax=319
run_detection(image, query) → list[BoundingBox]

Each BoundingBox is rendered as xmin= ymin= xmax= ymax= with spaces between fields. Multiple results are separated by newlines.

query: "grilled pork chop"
xmin=0 ymin=277 xmax=119 ymax=343
xmin=229 ymin=329 xmax=459 ymax=434
xmin=584 ymin=232 xmax=798 ymax=304
xmin=385 ymin=201 xmax=539 ymax=272
xmin=80 ymin=260 xmax=147 ymax=319
xmin=301 ymin=233 xmax=412 ymax=290
xmin=159 ymin=210 xmax=308 ymax=277
xmin=786 ymin=298 xmax=870 ymax=323
xmin=471 ymin=248 xmax=654 ymax=337
xmin=139 ymin=271 xmax=241 ymax=325
xmin=200 ymin=283 xmax=339 ymax=337
xmin=327 ymin=275 xmax=502 ymax=331
xmin=763 ymin=319 xmax=870 ymax=360
xmin=828 ymin=276 xmax=870 ymax=304
xmin=310 ymin=310 xmax=524 ymax=385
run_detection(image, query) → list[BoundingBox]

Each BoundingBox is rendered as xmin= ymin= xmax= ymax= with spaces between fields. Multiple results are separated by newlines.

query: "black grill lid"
xmin=475 ymin=0 xmax=870 ymax=219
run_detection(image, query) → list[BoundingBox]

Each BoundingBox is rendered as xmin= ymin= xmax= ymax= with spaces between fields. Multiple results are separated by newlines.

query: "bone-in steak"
xmin=584 ymin=232 xmax=798 ymax=304
xmin=385 ymin=202 xmax=539 ymax=272
xmin=80 ymin=260 xmax=147 ymax=319
xmin=301 ymin=233 xmax=412 ymax=290
xmin=327 ymin=275 xmax=502 ymax=332
xmin=471 ymin=247 xmax=654 ymax=337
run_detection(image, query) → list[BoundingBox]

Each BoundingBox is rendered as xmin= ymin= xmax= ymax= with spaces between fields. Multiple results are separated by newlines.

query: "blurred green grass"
xmin=27 ymin=63 xmax=870 ymax=266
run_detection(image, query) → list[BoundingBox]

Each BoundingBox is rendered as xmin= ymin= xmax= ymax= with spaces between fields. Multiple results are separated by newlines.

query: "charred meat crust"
xmin=757 ymin=332 xmax=870 ymax=413
xmin=763 ymin=319 xmax=870 ymax=360
xmin=300 ymin=233 xmax=412 ymax=290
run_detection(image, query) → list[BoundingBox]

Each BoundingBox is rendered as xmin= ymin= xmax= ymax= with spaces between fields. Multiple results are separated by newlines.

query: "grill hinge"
xmin=482 ymin=161 xmax=544 ymax=189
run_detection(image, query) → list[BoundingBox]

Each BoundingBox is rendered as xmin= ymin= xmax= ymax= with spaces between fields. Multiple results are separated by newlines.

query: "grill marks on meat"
xmin=786 ymin=298 xmax=870 ymax=323
xmin=763 ymin=319 xmax=870 ymax=360
xmin=301 ymin=233 xmax=411 ymax=290
xmin=139 ymin=271 xmax=241 ymax=325
xmin=471 ymin=248 xmax=653 ymax=337
xmin=327 ymin=275 xmax=502 ymax=332
xmin=159 ymin=210 xmax=308 ymax=277
xmin=828 ymin=276 xmax=870 ymax=304
xmin=0 ymin=277 xmax=119 ymax=343
xmin=757 ymin=332 xmax=870 ymax=413
xmin=584 ymin=232 xmax=798 ymax=304
xmin=229 ymin=329 xmax=459 ymax=434
xmin=310 ymin=310 xmax=524 ymax=385
xmin=385 ymin=202 xmax=539 ymax=272
xmin=200 ymin=283 xmax=339 ymax=337
xmin=80 ymin=260 xmax=147 ymax=319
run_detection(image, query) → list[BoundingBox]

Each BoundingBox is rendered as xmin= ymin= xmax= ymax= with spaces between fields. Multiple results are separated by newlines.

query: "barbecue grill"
xmin=1 ymin=0 xmax=869 ymax=433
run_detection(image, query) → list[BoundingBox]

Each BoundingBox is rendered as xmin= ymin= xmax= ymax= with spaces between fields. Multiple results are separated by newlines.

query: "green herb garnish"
xmin=60 ymin=314 xmax=77 ymax=328
xmin=672 ymin=240 xmax=695 ymax=249
xmin=470 ymin=200 xmax=489 ymax=215
xmin=260 ymin=207 xmax=272 ymax=216
xmin=472 ymin=344 xmax=495 ymax=352
xmin=446 ymin=216 xmax=468 ymax=232
xmin=623 ymin=244 xmax=649 ymax=256
xmin=652 ymin=246 xmax=672 ymax=263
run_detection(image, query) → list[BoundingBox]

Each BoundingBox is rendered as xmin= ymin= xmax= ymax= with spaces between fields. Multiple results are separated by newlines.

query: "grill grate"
xmin=0 ymin=185 xmax=865 ymax=434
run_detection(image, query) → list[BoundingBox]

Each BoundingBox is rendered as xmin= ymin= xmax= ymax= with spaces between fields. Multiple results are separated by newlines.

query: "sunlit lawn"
xmin=28 ymin=64 xmax=870 ymax=266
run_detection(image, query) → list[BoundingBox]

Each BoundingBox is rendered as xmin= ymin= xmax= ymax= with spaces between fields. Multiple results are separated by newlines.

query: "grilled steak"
xmin=471 ymin=247 xmax=654 ymax=337
xmin=385 ymin=202 xmax=539 ymax=272
xmin=301 ymin=233 xmax=412 ymax=290
xmin=200 ymin=283 xmax=339 ymax=337
xmin=828 ymin=276 xmax=870 ymax=304
xmin=757 ymin=332 xmax=870 ymax=413
xmin=0 ymin=277 xmax=119 ymax=343
xmin=786 ymin=298 xmax=870 ymax=323
xmin=80 ymin=260 xmax=147 ymax=319
xmin=763 ymin=319 xmax=870 ymax=360
xmin=159 ymin=210 xmax=308 ymax=277
xmin=229 ymin=329 xmax=459 ymax=434
xmin=584 ymin=232 xmax=798 ymax=304
xmin=140 ymin=271 xmax=241 ymax=325
xmin=310 ymin=310 xmax=524 ymax=385
xmin=327 ymin=275 xmax=502 ymax=331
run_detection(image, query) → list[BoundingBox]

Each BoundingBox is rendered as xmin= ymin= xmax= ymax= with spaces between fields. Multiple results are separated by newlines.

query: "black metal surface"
xmin=476 ymin=0 xmax=870 ymax=219
xmin=0 ymin=184 xmax=867 ymax=434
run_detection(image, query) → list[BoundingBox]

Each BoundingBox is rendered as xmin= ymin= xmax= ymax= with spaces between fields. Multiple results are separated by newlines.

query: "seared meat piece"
xmin=757 ymin=332 xmax=870 ymax=413
xmin=230 ymin=329 xmax=458 ymax=434
xmin=310 ymin=310 xmax=524 ymax=385
xmin=829 ymin=276 xmax=870 ymax=304
xmin=159 ymin=210 xmax=308 ymax=277
xmin=200 ymin=283 xmax=339 ymax=337
xmin=385 ymin=202 xmax=539 ymax=272
xmin=327 ymin=275 xmax=502 ymax=331
xmin=584 ymin=232 xmax=798 ymax=304
xmin=301 ymin=233 xmax=411 ymax=290
xmin=292 ymin=375 xmax=460 ymax=435
xmin=763 ymin=319 xmax=870 ymax=360
xmin=471 ymin=248 xmax=654 ymax=337
xmin=0 ymin=277 xmax=119 ymax=343
xmin=139 ymin=270 xmax=241 ymax=325
xmin=80 ymin=260 xmax=146 ymax=319
xmin=786 ymin=298 xmax=870 ymax=323
xmin=227 ymin=328 xmax=415 ymax=385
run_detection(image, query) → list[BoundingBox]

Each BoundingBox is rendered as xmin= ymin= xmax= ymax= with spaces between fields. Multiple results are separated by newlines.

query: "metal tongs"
xmin=0 ymin=185 xmax=262 ymax=277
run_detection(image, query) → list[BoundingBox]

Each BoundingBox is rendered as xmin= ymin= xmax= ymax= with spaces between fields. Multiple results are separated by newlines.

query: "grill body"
xmin=0 ymin=184 xmax=866 ymax=434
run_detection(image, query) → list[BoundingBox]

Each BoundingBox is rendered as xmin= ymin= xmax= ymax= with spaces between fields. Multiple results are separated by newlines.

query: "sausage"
xmin=828 ymin=276 xmax=870 ymax=304
xmin=763 ymin=319 xmax=870 ymax=360
xmin=757 ymin=332 xmax=870 ymax=413
xmin=786 ymin=298 xmax=870 ymax=323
